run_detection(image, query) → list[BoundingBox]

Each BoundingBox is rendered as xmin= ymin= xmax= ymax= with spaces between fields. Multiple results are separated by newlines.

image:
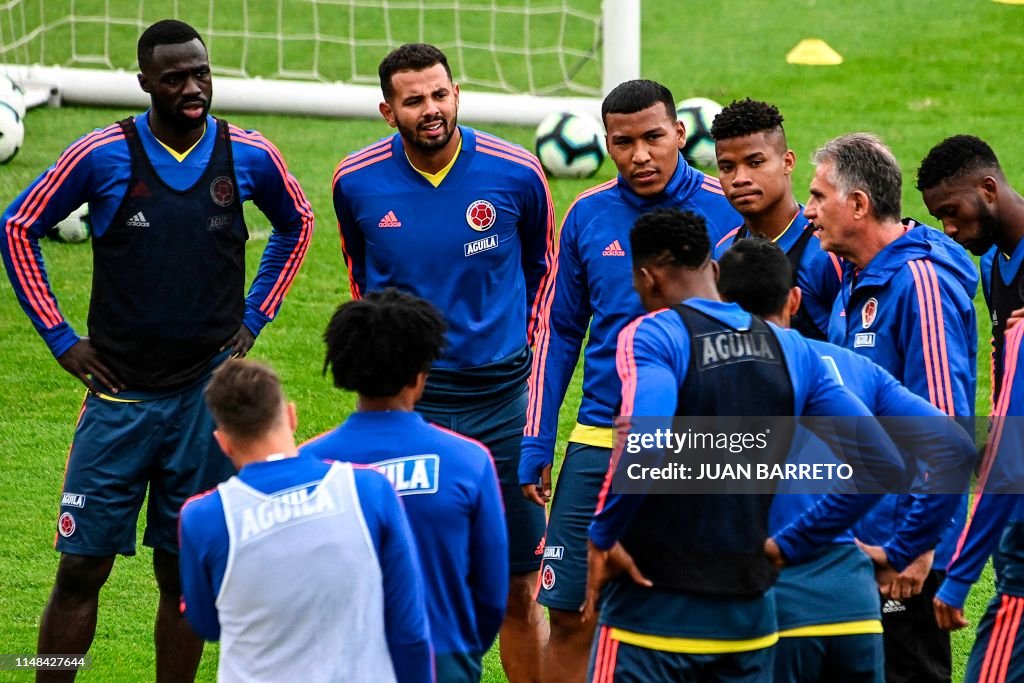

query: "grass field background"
xmin=1 ymin=1 xmax=1022 ymax=680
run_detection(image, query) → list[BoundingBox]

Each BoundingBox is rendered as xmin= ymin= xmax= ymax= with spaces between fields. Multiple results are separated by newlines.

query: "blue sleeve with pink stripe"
xmin=491 ymin=133 xmax=556 ymax=345
xmin=588 ymin=310 xmax=686 ymax=550
xmin=940 ymin=325 xmax=1024 ymax=609
xmin=332 ymin=148 xmax=373 ymax=299
xmin=228 ymin=126 xmax=314 ymax=336
xmin=519 ymin=201 xmax=593 ymax=483
xmin=901 ymin=260 xmax=977 ymax=418
xmin=1 ymin=124 xmax=129 ymax=357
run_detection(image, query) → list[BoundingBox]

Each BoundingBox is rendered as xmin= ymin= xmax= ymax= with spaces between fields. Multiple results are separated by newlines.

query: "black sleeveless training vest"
xmin=619 ymin=304 xmax=795 ymax=598
xmin=989 ymin=253 xmax=1024 ymax=401
xmin=88 ymin=117 xmax=246 ymax=390
xmin=731 ymin=224 xmax=822 ymax=339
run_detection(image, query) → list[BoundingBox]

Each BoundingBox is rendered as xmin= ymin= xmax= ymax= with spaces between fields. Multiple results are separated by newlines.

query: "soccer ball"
xmin=676 ymin=97 xmax=723 ymax=168
xmin=535 ymin=111 xmax=606 ymax=179
xmin=0 ymin=73 xmax=26 ymax=119
xmin=48 ymin=204 xmax=92 ymax=244
xmin=0 ymin=102 xmax=23 ymax=165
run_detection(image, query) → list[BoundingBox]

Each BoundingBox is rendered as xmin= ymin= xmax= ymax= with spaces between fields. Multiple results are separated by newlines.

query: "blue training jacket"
xmin=589 ymin=298 xmax=906 ymax=642
xmin=332 ymin=127 xmax=554 ymax=380
xmin=0 ymin=111 xmax=313 ymax=359
xmin=828 ymin=221 xmax=978 ymax=568
xmin=520 ymin=156 xmax=739 ymax=483
xmin=713 ymin=207 xmax=843 ymax=339
xmin=771 ymin=340 xmax=972 ymax=571
xmin=941 ymin=243 xmax=1024 ymax=609
xmin=301 ymin=411 xmax=508 ymax=659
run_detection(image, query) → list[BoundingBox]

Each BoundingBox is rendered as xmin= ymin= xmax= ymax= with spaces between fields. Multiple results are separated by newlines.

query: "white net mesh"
xmin=0 ymin=0 xmax=604 ymax=96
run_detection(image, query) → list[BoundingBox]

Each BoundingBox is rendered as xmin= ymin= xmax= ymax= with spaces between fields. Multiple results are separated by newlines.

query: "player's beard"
xmin=971 ymin=195 xmax=1000 ymax=255
xmin=400 ymin=113 xmax=458 ymax=154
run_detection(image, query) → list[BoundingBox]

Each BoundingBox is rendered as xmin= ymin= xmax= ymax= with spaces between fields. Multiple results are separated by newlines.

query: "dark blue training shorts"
xmin=55 ymin=383 xmax=234 ymax=556
xmin=537 ymin=442 xmax=611 ymax=611
xmin=418 ymin=384 xmax=545 ymax=574
xmin=587 ymin=625 xmax=775 ymax=683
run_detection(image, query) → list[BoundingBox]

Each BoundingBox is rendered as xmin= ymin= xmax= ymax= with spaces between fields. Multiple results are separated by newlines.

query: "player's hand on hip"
xmin=763 ymin=537 xmax=787 ymax=569
xmin=581 ymin=540 xmax=651 ymax=623
xmin=933 ymin=596 xmax=969 ymax=631
xmin=855 ymin=539 xmax=898 ymax=597
xmin=222 ymin=325 xmax=256 ymax=358
xmin=890 ymin=549 xmax=934 ymax=600
xmin=521 ymin=464 xmax=552 ymax=507
xmin=57 ymin=338 xmax=124 ymax=394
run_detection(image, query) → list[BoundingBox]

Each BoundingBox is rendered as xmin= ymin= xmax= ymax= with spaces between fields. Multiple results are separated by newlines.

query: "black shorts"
xmin=880 ymin=569 xmax=950 ymax=683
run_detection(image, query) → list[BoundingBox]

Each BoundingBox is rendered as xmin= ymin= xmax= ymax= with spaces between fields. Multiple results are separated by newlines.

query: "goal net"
xmin=0 ymin=0 xmax=639 ymax=124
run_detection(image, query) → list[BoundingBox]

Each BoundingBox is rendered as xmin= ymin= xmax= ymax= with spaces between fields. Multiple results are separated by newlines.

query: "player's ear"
xmin=787 ymin=287 xmax=802 ymax=319
xmin=212 ymin=429 xmax=234 ymax=460
xmin=979 ymin=175 xmax=999 ymax=204
xmin=709 ymin=258 xmax=720 ymax=283
xmin=286 ymin=402 xmax=298 ymax=433
xmin=674 ymin=119 xmax=686 ymax=149
xmin=137 ymin=72 xmax=151 ymax=94
xmin=379 ymin=101 xmax=397 ymax=128
xmin=782 ymin=149 xmax=796 ymax=175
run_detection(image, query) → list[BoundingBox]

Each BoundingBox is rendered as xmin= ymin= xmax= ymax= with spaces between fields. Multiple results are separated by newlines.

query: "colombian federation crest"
xmin=861 ymin=298 xmax=878 ymax=329
xmin=466 ymin=200 xmax=496 ymax=231
xmin=58 ymin=512 xmax=76 ymax=538
xmin=210 ymin=176 xmax=235 ymax=207
xmin=541 ymin=564 xmax=556 ymax=590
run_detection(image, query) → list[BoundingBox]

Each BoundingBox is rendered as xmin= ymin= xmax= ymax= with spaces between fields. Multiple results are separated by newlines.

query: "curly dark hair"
xmin=323 ymin=288 xmax=447 ymax=398
xmin=630 ymin=208 xmax=710 ymax=270
xmin=710 ymin=98 xmax=785 ymax=142
xmin=916 ymin=135 xmax=1000 ymax=191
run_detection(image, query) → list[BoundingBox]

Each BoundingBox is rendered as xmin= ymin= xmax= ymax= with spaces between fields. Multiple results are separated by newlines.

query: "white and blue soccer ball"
xmin=48 ymin=204 xmax=92 ymax=244
xmin=534 ymin=111 xmax=606 ymax=179
xmin=675 ymin=97 xmax=723 ymax=168
xmin=0 ymin=101 xmax=24 ymax=165
xmin=0 ymin=73 xmax=26 ymax=119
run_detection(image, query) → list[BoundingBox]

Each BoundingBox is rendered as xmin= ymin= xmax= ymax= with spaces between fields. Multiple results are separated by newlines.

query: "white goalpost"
xmin=0 ymin=0 xmax=639 ymax=125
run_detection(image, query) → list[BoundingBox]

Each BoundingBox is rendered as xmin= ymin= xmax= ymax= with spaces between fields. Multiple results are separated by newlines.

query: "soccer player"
xmin=301 ymin=289 xmax=508 ymax=683
xmin=0 ymin=20 xmax=312 ymax=680
xmin=179 ymin=359 xmax=432 ymax=682
xmin=718 ymin=237 xmax=974 ymax=683
xmin=709 ymin=98 xmax=842 ymax=339
xmin=917 ymin=135 xmax=1024 ymax=403
xmin=332 ymin=43 xmax=552 ymax=680
xmin=917 ymin=136 xmax=1024 ymax=682
xmin=806 ymin=132 xmax=978 ymax=682
xmin=518 ymin=79 xmax=739 ymax=682
xmin=582 ymin=208 xmax=907 ymax=683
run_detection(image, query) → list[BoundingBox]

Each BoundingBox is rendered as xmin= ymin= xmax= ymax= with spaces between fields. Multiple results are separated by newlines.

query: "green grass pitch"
xmin=1 ymin=1 xmax=1022 ymax=680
